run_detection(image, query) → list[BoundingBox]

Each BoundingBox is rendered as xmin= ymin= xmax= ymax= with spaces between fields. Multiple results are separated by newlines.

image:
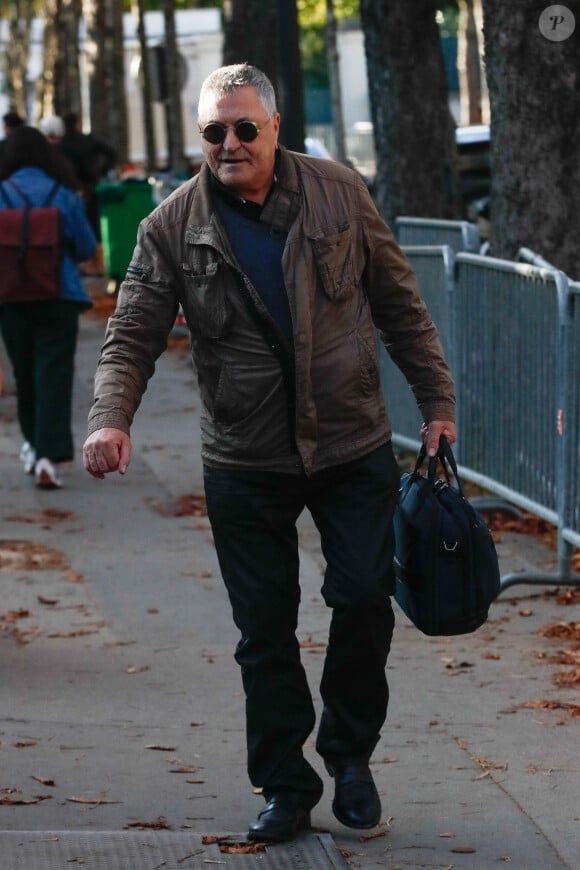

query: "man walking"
xmin=83 ymin=63 xmax=456 ymax=842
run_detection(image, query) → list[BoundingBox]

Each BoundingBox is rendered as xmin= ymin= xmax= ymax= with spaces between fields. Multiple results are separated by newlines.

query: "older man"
xmin=83 ymin=63 xmax=456 ymax=842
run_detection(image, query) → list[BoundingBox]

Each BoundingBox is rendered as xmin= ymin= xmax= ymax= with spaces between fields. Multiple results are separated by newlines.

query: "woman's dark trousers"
xmin=0 ymin=300 xmax=80 ymax=462
xmin=204 ymin=442 xmax=399 ymax=801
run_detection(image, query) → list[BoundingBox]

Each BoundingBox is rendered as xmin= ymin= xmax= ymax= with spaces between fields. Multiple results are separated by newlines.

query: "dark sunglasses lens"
xmin=202 ymin=123 xmax=226 ymax=144
xmin=235 ymin=122 xmax=259 ymax=142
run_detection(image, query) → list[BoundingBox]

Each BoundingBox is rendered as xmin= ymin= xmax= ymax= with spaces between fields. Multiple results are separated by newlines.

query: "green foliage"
xmin=298 ymin=0 xmax=359 ymax=87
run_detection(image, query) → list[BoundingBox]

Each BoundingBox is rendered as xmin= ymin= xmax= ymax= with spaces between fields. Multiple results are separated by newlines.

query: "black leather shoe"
xmin=247 ymin=793 xmax=315 ymax=842
xmin=325 ymin=758 xmax=381 ymax=829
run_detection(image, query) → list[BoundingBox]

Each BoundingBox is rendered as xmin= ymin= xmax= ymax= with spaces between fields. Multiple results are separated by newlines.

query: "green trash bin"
xmin=97 ymin=179 xmax=155 ymax=291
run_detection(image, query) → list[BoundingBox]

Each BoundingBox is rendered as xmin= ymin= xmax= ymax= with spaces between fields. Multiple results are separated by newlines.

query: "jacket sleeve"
xmin=87 ymin=215 xmax=180 ymax=435
xmin=357 ymin=183 xmax=456 ymax=423
xmin=61 ymin=189 xmax=97 ymax=262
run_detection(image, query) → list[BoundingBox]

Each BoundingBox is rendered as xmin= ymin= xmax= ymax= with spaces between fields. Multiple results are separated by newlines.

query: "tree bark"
xmin=457 ymin=0 xmax=481 ymax=125
xmin=162 ymin=0 xmax=186 ymax=172
xmin=276 ymin=0 xmax=305 ymax=151
xmin=223 ymin=0 xmax=278 ymax=87
xmin=482 ymin=0 xmax=580 ymax=275
xmin=359 ymin=0 xmax=458 ymax=226
xmin=6 ymin=0 xmax=34 ymax=119
xmin=132 ymin=0 xmax=157 ymax=171
xmin=82 ymin=0 xmax=128 ymax=164
xmin=325 ymin=0 xmax=347 ymax=162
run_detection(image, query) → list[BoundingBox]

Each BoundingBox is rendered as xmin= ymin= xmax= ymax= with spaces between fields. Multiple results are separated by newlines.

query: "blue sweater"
xmin=0 ymin=167 xmax=97 ymax=307
xmin=215 ymin=194 xmax=293 ymax=345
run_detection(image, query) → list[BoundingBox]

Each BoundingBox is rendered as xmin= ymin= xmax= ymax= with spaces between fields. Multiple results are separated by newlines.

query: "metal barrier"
xmin=453 ymin=254 xmax=579 ymax=590
xmin=563 ymin=281 xmax=580 ymax=556
xmin=378 ymin=245 xmax=454 ymax=452
xmin=395 ymin=216 xmax=480 ymax=254
xmin=379 ymin=245 xmax=580 ymax=592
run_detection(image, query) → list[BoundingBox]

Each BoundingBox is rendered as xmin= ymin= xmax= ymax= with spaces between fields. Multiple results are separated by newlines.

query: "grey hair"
xmin=197 ymin=63 xmax=277 ymax=122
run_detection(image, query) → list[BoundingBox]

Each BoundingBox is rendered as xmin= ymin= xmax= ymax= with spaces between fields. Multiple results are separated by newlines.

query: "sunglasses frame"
xmin=199 ymin=117 xmax=272 ymax=145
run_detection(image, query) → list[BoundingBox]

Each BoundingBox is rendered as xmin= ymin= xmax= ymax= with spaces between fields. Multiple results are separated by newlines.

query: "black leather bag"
xmin=393 ymin=436 xmax=501 ymax=636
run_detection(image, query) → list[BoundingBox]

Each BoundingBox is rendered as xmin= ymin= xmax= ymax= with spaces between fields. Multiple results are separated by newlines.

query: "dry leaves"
xmin=0 ymin=540 xmax=69 ymax=572
xmin=124 ymin=816 xmax=172 ymax=830
xmin=520 ymin=699 xmax=580 ymax=718
xmin=202 ymin=836 xmax=266 ymax=854
xmin=4 ymin=508 xmax=75 ymax=525
xmin=538 ymin=621 xmax=580 ymax=642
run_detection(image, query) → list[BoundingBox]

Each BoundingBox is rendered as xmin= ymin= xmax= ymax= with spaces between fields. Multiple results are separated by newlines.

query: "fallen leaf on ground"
xmin=452 ymin=846 xmax=476 ymax=853
xmin=539 ymin=621 xmax=580 ymax=641
xmin=520 ymin=699 xmax=580 ymax=718
xmin=475 ymin=757 xmax=508 ymax=772
xmin=553 ymin=668 xmax=580 ymax=688
xmin=146 ymin=744 xmax=176 ymax=751
xmin=126 ymin=665 xmax=150 ymax=674
xmin=14 ymin=740 xmax=37 ymax=748
xmin=124 ymin=816 xmax=172 ymax=830
xmin=440 ymin=832 xmax=456 ymax=838
xmin=0 ymin=794 xmax=52 ymax=805
xmin=299 ymin=635 xmax=326 ymax=649
xmin=32 ymin=776 xmax=55 ymax=786
xmin=37 ymin=596 xmax=59 ymax=606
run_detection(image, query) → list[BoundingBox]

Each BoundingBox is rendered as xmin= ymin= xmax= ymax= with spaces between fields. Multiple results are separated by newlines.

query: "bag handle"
xmin=414 ymin=435 xmax=465 ymax=497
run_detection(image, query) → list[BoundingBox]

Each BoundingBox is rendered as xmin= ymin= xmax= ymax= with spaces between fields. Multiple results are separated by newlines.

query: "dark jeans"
xmin=203 ymin=442 xmax=400 ymax=799
xmin=0 ymin=300 xmax=80 ymax=462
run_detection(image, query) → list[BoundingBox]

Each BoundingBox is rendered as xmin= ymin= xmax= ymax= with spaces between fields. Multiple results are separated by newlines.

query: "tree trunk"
xmin=457 ymin=0 xmax=481 ymax=125
xmin=472 ymin=0 xmax=489 ymax=124
xmin=82 ymin=0 xmax=128 ymax=164
xmin=276 ymin=0 xmax=305 ymax=151
xmin=359 ymin=0 xmax=458 ymax=226
xmin=482 ymin=0 xmax=580 ymax=276
xmin=37 ymin=0 xmax=59 ymax=119
xmin=6 ymin=0 xmax=34 ymax=119
xmin=132 ymin=0 xmax=157 ymax=171
xmin=162 ymin=0 xmax=186 ymax=173
xmin=223 ymin=0 xmax=278 ymax=88
xmin=325 ymin=0 xmax=347 ymax=163
xmin=54 ymin=0 xmax=82 ymax=116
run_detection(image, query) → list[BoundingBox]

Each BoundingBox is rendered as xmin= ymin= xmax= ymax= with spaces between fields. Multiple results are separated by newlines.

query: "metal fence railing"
xmin=378 ymin=245 xmax=454 ymax=453
xmin=395 ymin=216 xmax=480 ymax=254
xmin=380 ymin=243 xmax=580 ymax=592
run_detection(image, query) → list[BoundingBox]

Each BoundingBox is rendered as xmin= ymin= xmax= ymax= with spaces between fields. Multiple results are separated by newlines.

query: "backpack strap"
xmin=4 ymin=178 xmax=60 ymax=208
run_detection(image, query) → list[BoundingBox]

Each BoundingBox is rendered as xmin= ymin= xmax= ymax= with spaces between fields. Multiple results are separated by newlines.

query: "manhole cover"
xmin=0 ymin=830 xmax=349 ymax=869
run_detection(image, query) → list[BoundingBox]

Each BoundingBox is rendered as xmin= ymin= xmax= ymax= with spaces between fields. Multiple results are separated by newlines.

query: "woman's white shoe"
xmin=35 ymin=458 xmax=63 ymax=489
xmin=20 ymin=441 xmax=36 ymax=474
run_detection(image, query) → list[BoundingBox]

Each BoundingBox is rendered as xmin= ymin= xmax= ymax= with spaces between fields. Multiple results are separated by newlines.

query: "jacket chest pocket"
xmin=182 ymin=260 xmax=233 ymax=339
xmin=312 ymin=226 xmax=356 ymax=301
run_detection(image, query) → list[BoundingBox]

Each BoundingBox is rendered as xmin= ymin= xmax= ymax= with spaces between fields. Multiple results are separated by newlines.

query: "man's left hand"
xmin=421 ymin=420 xmax=457 ymax=457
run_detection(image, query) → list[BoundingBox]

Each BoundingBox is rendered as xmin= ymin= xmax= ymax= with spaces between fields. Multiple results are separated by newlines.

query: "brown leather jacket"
xmin=88 ymin=147 xmax=455 ymax=475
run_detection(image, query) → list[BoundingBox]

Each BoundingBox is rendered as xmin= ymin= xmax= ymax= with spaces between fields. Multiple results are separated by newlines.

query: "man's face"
xmin=199 ymin=85 xmax=280 ymax=204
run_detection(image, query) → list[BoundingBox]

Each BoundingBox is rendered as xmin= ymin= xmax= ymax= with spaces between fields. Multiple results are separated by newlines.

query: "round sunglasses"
xmin=199 ymin=117 xmax=272 ymax=145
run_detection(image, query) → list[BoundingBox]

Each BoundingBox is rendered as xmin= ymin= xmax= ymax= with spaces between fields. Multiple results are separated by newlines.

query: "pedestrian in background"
xmin=83 ymin=64 xmax=456 ymax=841
xmin=0 ymin=110 xmax=25 ymax=160
xmin=60 ymin=112 xmax=117 ymax=275
xmin=0 ymin=126 xmax=96 ymax=488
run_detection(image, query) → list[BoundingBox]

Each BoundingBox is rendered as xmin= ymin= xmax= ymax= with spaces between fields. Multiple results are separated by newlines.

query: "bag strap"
xmin=5 ymin=178 xmax=60 ymax=208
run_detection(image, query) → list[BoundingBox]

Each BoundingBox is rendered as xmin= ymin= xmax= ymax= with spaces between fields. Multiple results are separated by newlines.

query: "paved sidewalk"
xmin=0 ymin=311 xmax=578 ymax=869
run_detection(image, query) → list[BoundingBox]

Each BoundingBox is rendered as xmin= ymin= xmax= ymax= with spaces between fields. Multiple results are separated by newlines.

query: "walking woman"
xmin=0 ymin=125 xmax=96 ymax=488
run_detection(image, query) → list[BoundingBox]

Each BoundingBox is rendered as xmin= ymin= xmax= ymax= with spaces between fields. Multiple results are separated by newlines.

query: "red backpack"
xmin=0 ymin=179 xmax=63 ymax=303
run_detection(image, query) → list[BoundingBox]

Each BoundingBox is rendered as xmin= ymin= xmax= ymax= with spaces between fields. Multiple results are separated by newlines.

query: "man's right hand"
xmin=83 ymin=428 xmax=131 ymax=479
